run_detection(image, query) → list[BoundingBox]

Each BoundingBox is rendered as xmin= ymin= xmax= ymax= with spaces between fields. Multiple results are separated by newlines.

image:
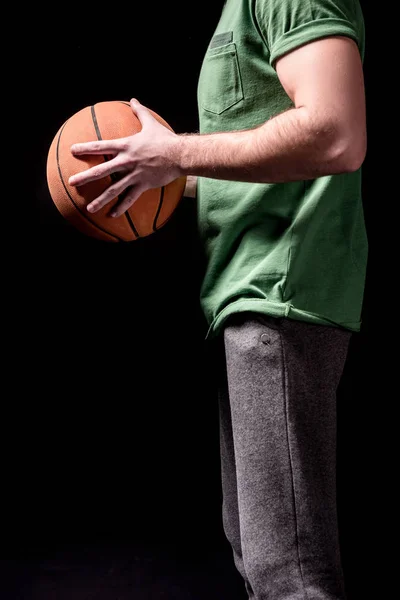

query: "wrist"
xmin=170 ymin=133 xmax=197 ymax=177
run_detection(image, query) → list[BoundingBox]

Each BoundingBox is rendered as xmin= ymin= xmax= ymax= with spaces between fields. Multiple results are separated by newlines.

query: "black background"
xmin=6 ymin=2 xmax=389 ymax=599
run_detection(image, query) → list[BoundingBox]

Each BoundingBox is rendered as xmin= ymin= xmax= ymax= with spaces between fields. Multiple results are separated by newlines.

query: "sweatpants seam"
xmin=279 ymin=331 xmax=311 ymax=600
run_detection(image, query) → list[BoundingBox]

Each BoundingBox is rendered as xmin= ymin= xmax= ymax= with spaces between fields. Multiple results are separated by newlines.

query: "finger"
xmin=110 ymin=185 xmax=145 ymax=218
xmin=130 ymin=98 xmax=155 ymax=126
xmin=86 ymin=174 xmax=133 ymax=214
xmin=68 ymin=158 xmax=126 ymax=187
xmin=71 ymin=139 xmax=125 ymax=156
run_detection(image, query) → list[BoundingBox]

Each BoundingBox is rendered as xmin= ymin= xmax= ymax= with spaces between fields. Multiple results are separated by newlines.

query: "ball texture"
xmin=46 ymin=100 xmax=186 ymax=242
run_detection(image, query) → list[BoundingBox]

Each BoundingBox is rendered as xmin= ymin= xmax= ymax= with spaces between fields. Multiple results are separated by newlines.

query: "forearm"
xmin=174 ymin=106 xmax=362 ymax=184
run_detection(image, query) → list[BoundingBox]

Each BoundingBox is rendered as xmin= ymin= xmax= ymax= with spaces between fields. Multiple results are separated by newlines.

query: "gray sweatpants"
xmin=216 ymin=314 xmax=352 ymax=600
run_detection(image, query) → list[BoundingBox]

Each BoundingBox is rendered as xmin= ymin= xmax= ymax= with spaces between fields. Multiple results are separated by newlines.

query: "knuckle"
xmin=108 ymin=186 xmax=118 ymax=200
xmin=92 ymin=166 xmax=104 ymax=179
xmin=120 ymin=198 xmax=132 ymax=211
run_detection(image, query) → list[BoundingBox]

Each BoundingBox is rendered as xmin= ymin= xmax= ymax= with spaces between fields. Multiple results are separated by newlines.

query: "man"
xmin=68 ymin=1 xmax=367 ymax=598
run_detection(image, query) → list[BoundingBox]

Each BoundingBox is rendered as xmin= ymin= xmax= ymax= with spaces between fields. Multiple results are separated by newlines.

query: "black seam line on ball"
xmin=91 ymin=104 xmax=139 ymax=239
xmin=56 ymin=118 xmax=120 ymax=242
xmin=153 ymin=187 xmax=165 ymax=231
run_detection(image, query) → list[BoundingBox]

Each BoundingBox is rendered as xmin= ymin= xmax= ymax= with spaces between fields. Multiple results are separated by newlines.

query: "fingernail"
xmin=110 ymin=211 xmax=118 ymax=218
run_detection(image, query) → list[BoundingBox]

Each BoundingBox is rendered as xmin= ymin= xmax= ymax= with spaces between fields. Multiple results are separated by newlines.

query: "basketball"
xmin=46 ymin=100 xmax=187 ymax=242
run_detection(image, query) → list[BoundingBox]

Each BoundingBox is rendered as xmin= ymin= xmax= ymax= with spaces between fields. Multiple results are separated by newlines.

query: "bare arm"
xmin=173 ymin=36 xmax=367 ymax=183
xmin=69 ymin=36 xmax=366 ymax=216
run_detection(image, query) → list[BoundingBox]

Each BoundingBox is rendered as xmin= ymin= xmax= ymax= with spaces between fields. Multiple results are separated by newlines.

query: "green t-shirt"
xmin=196 ymin=0 xmax=367 ymax=338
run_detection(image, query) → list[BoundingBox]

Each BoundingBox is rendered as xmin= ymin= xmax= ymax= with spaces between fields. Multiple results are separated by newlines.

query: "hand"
xmin=68 ymin=98 xmax=182 ymax=217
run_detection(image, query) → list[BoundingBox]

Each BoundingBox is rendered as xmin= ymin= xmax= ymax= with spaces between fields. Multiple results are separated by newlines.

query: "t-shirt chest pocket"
xmin=198 ymin=40 xmax=244 ymax=115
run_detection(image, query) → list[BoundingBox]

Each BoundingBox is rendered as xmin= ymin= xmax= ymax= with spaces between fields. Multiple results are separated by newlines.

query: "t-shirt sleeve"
xmin=255 ymin=0 xmax=364 ymax=67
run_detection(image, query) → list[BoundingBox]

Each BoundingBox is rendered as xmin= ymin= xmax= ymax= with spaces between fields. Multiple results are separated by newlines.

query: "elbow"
xmin=325 ymin=128 xmax=367 ymax=174
xmin=339 ymin=136 xmax=367 ymax=173
xmin=307 ymin=110 xmax=367 ymax=174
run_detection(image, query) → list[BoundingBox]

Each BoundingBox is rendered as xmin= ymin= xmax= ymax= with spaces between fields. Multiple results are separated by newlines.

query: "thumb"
xmin=130 ymin=98 xmax=154 ymax=125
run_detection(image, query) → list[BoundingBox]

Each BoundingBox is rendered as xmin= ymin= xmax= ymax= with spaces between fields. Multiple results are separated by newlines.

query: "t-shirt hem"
xmin=205 ymin=299 xmax=361 ymax=339
xmin=269 ymin=18 xmax=360 ymax=66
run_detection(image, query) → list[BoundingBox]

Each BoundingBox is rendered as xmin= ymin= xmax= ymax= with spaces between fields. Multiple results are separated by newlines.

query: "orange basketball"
xmin=46 ymin=100 xmax=186 ymax=242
